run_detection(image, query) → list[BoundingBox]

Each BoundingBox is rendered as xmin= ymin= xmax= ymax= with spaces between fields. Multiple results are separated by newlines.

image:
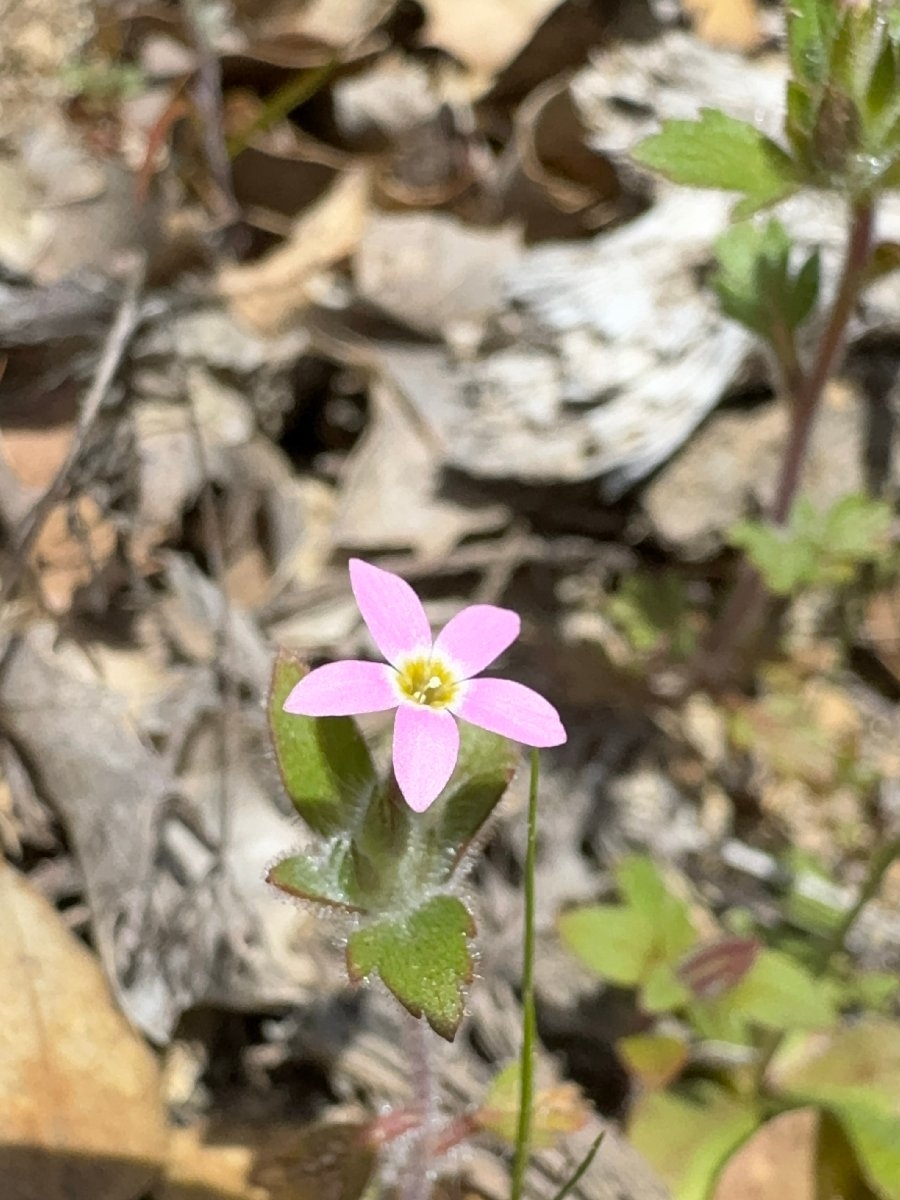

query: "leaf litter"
xmin=0 ymin=1 xmax=899 ymax=1198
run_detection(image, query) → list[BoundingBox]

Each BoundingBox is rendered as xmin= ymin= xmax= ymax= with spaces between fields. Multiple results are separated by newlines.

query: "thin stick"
xmin=0 ymin=259 xmax=145 ymax=607
xmin=180 ymin=0 xmax=241 ymax=226
xmin=511 ymin=749 xmax=541 ymax=1200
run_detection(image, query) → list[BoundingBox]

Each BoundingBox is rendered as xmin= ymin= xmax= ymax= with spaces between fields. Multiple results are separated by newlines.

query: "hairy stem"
xmin=511 ymin=749 xmax=541 ymax=1200
xmin=399 ymin=1010 xmax=438 ymax=1200
xmin=699 ymin=198 xmax=876 ymax=678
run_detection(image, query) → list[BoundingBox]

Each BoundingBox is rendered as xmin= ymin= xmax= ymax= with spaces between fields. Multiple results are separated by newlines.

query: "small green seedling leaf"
xmin=559 ymin=856 xmax=697 ymax=1012
xmin=717 ymin=948 xmax=836 ymax=1032
xmin=632 ymin=109 xmax=799 ymax=215
xmin=267 ymin=846 xmax=363 ymax=911
xmin=269 ymin=651 xmax=376 ymax=836
xmin=607 ymin=572 xmax=697 ymax=662
xmin=713 ymin=219 xmax=820 ymax=339
xmin=629 ymin=1086 xmax=759 ymax=1200
xmin=616 ymin=1033 xmax=689 ymax=1091
xmin=558 ymin=905 xmax=654 ymax=987
xmin=346 ymin=894 xmax=474 ymax=1040
xmin=729 ymin=493 xmax=894 ymax=597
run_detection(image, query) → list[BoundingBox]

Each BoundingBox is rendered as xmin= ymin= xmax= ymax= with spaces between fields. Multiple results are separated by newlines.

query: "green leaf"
xmin=720 ymin=948 xmax=836 ymax=1032
xmin=558 ymin=905 xmax=655 ymax=986
xmin=773 ymin=1020 xmax=900 ymax=1115
xmin=788 ymin=0 xmax=840 ymax=89
xmin=266 ymin=846 xmax=363 ymax=911
xmin=642 ymin=961 xmax=691 ymax=1015
xmin=629 ymin=1087 xmax=759 ymax=1200
xmin=425 ymin=722 xmax=519 ymax=882
xmin=268 ymin=651 xmax=376 ymax=836
xmin=346 ymin=894 xmax=474 ymax=1040
xmin=616 ymin=1033 xmax=689 ymax=1091
xmin=607 ymin=572 xmax=697 ymax=661
xmin=560 ymin=856 xmax=696 ymax=1001
xmin=834 ymin=1106 xmax=900 ymax=1199
xmin=632 ymin=110 xmax=799 ymax=214
xmin=713 ymin=219 xmax=818 ymax=339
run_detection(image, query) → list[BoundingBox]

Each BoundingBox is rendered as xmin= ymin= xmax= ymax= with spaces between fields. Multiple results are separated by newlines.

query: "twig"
xmin=184 ymin=391 xmax=236 ymax=863
xmin=180 ymin=0 xmax=241 ymax=227
xmin=0 ymin=258 xmax=145 ymax=608
xmin=511 ymin=749 xmax=541 ymax=1200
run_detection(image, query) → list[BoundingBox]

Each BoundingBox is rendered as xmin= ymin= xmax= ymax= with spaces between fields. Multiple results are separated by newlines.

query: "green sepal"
xmin=267 ymin=844 xmax=365 ymax=912
xmin=346 ymin=894 xmax=475 ymax=1040
xmin=632 ymin=109 xmax=800 ymax=216
xmin=422 ymin=723 xmax=519 ymax=884
xmin=348 ymin=777 xmax=412 ymax=909
xmin=268 ymin=650 xmax=377 ymax=836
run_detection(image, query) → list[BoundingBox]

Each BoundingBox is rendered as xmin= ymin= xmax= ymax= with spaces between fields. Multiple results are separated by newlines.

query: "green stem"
xmin=820 ymin=834 xmax=900 ymax=968
xmin=511 ymin=749 xmax=540 ymax=1200
xmin=550 ymin=1132 xmax=606 ymax=1200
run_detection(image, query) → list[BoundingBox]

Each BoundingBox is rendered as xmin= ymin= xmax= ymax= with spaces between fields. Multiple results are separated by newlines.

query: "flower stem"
xmin=399 ymin=1009 xmax=437 ymax=1200
xmin=698 ymin=197 xmax=876 ymax=680
xmin=511 ymin=749 xmax=541 ymax=1200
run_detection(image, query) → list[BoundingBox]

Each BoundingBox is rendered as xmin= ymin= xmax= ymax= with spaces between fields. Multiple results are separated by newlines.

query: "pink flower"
xmin=283 ymin=558 xmax=567 ymax=813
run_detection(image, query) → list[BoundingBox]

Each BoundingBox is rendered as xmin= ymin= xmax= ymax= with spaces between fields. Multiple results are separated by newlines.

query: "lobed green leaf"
xmin=632 ymin=110 xmax=799 ymax=215
xmin=346 ymin=894 xmax=475 ymax=1040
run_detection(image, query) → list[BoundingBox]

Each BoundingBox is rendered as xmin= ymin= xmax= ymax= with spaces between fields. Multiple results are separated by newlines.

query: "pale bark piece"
xmin=0 ymin=866 xmax=167 ymax=1200
xmin=422 ymin=0 xmax=566 ymax=86
xmin=355 ymin=211 xmax=521 ymax=337
xmin=334 ymin=379 xmax=509 ymax=557
xmin=372 ymin=32 xmax=900 ymax=497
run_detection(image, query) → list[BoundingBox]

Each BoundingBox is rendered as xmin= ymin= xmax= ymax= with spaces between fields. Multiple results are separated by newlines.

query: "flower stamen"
xmin=396 ymin=656 xmax=459 ymax=709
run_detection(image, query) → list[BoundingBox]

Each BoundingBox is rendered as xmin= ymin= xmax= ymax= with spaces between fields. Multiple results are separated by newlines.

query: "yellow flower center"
xmin=395 ymin=656 xmax=459 ymax=709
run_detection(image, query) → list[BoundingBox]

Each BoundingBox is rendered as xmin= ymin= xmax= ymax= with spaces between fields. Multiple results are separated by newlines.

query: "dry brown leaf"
xmin=219 ymin=168 xmax=371 ymax=334
xmin=30 ymin=494 xmax=118 ymax=614
xmin=0 ymin=419 xmax=75 ymax=491
xmin=711 ymin=1108 xmax=818 ymax=1200
xmin=0 ymin=865 xmax=167 ymax=1200
xmin=682 ymin=0 xmax=762 ymax=51
xmin=159 ymin=1125 xmax=264 ymax=1200
xmin=422 ymin=0 xmax=565 ymax=88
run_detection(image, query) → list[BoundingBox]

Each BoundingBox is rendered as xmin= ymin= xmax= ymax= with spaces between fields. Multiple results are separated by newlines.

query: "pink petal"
xmin=392 ymin=705 xmax=460 ymax=813
xmin=349 ymin=558 xmax=432 ymax=666
xmin=283 ymin=661 xmax=398 ymax=716
xmin=433 ymin=604 xmax=521 ymax=677
xmin=452 ymin=678 xmax=566 ymax=747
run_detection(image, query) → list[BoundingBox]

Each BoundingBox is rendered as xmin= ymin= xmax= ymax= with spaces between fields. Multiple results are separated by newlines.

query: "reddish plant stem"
xmin=697 ymin=198 xmax=875 ymax=680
